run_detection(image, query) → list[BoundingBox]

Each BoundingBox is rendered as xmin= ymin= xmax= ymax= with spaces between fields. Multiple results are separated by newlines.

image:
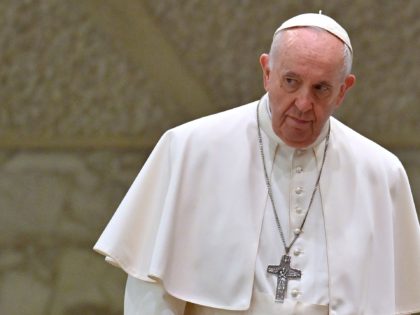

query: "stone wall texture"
xmin=0 ymin=0 xmax=419 ymax=314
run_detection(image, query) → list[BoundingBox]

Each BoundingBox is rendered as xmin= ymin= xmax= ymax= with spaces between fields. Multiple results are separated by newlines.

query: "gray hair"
xmin=268 ymin=27 xmax=353 ymax=80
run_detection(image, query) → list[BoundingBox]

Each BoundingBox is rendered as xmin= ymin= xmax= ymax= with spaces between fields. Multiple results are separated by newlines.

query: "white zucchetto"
xmin=274 ymin=12 xmax=353 ymax=54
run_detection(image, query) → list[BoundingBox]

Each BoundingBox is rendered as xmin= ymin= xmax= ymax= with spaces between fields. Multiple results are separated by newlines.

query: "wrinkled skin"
xmin=260 ymin=27 xmax=356 ymax=148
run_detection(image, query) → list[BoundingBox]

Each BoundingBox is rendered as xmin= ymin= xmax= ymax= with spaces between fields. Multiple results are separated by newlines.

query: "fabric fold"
xmin=94 ymin=98 xmax=420 ymax=314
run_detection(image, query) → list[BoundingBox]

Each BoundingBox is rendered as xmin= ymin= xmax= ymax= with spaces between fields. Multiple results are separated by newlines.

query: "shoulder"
xmin=330 ymin=117 xmax=405 ymax=175
xmin=166 ymin=100 xmax=258 ymax=144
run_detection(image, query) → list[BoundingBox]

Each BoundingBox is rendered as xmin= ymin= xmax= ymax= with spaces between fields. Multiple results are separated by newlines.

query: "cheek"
xmin=270 ymin=104 xmax=293 ymax=130
xmin=270 ymin=101 xmax=289 ymax=119
xmin=269 ymin=92 xmax=293 ymax=114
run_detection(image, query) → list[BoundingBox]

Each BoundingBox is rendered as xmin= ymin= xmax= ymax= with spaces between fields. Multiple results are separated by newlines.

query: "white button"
xmin=293 ymin=248 xmax=302 ymax=256
xmin=296 ymin=150 xmax=303 ymax=155
xmin=293 ymin=228 xmax=301 ymax=235
xmin=296 ymin=166 xmax=303 ymax=173
xmin=291 ymin=289 xmax=300 ymax=297
xmin=295 ymin=186 xmax=303 ymax=194
xmin=295 ymin=207 xmax=303 ymax=214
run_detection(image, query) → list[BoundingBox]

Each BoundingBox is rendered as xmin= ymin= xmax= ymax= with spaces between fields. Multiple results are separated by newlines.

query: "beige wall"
xmin=1 ymin=1 xmax=419 ymax=314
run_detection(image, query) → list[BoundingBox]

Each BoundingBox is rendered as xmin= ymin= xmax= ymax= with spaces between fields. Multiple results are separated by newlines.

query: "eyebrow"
xmin=283 ymin=71 xmax=300 ymax=78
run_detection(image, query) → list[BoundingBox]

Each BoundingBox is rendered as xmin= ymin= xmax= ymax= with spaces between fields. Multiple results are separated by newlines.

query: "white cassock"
xmin=94 ymin=94 xmax=420 ymax=315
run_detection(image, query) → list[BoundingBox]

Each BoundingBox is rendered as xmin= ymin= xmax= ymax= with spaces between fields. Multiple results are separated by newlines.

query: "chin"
xmin=274 ymin=126 xmax=316 ymax=148
xmin=282 ymin=132 xmax=314 ymax=147
xmin=278 ymin=135 xmax=308 ymax=148
xmin=288 ymin=140 xmax=312 ymax=149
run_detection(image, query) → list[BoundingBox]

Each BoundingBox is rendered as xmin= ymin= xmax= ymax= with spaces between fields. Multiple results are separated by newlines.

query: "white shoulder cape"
xmin=94 ymin=100 xmax=420 ymax=315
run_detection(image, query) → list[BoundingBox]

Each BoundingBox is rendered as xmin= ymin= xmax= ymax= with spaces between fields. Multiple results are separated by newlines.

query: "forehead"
xmin=273 ymin=28 xmax=345 ymax=81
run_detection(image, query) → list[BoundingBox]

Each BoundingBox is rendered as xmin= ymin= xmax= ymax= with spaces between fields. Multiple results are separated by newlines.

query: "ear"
xmin=259 ymin=53 xmax=271 ymax=91
xmin=335 ymin=74 xmax=356 ymax=108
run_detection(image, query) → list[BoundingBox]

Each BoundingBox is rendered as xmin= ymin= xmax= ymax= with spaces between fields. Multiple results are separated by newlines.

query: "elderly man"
xmin=94 ymin=13 xmax=420 ymax=315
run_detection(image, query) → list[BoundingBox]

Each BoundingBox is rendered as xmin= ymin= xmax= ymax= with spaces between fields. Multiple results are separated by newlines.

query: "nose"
xmin=294 ymin=89 xmax=313 ymax=113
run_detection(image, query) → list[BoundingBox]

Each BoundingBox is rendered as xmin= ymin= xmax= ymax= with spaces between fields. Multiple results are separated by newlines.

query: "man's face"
xmin=260 ymin=28 xmax=355 ymax=148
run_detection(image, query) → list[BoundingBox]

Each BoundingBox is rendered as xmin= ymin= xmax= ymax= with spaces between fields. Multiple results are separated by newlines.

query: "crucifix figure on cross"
xmin=267 ymin=254 xmax=302 ymax=303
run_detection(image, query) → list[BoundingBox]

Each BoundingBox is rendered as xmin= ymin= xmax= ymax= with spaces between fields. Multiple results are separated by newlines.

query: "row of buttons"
xmin=291 ymin=149 xmax=306 ymax=301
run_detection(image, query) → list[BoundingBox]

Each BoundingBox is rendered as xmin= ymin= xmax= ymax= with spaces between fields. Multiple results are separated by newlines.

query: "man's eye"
xmin=285 ymin=78 xmax=297 ymax=85
xmin=283 ymin=77 xmax=299 ymax=91
xmin=314 ymin=84 xmax=331 ymax=96
xmin=317 ymin=85 xmax=328 ymax=91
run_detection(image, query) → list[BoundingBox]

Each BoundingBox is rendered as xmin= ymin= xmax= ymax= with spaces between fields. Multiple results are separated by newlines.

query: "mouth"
xmin=287 ymin=116 xmax=312 ymax=125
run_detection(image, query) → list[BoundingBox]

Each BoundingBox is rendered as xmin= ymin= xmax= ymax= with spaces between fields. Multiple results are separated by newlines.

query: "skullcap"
xmin=274 ymin=12 xmax=352 ymax=54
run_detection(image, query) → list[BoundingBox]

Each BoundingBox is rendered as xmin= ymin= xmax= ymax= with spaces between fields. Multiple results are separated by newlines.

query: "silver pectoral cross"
xmin=267 ymin=254 xmax=302 ymax=303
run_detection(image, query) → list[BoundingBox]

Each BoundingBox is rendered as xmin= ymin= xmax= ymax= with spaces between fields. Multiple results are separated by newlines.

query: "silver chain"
xmin=256 ymin=100 xmax=330 ymax=255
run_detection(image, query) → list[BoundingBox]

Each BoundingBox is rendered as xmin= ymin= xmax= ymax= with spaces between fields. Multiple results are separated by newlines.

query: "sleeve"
xmin=392 ymin=164 xmax=420 ymax=314
xmin=125 ymin=275 xmax=186 ymax=315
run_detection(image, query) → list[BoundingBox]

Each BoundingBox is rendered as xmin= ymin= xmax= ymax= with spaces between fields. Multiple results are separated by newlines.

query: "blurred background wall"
xmin=0 ymin=1 xmax=419 ymax=314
